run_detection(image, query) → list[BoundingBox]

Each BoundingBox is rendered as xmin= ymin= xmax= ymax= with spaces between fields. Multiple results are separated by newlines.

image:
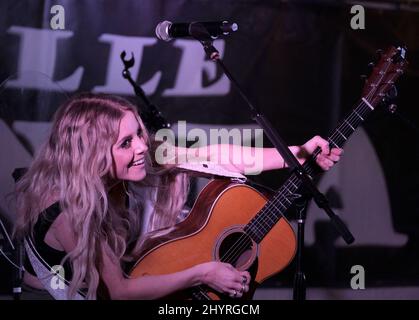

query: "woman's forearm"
xmin=113 ymin=265 xmax=204 ymax=300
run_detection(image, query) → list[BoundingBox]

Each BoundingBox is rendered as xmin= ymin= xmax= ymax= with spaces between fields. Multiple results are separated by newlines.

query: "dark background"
xmin=1 ymin=0 xmax=418 ymax=298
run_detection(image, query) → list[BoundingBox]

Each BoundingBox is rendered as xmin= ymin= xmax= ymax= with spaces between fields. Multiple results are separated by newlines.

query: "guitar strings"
xmin=220 ymin=96 xmax=382 ymax=267
xmin=220 ymin=70 xmax=396 ymax=268
xmin=193 ymin=53 xmax=399 ymax=299
xmin=195 ymin=63 xmax=396 ymax=300
xmin=218 ymin=59 xmax=395 ymax=268
xmin=219 ymin=99 xmax=375 ymax=264
xmin=227 ymin=58 xmax=396 ymax=252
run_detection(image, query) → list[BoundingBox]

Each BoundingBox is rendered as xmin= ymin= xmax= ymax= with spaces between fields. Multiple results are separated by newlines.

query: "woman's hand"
xmin=295 ymin=135 xmax=343 ymax=171
xmin=197 ymin=262 xmax=251 ymax=298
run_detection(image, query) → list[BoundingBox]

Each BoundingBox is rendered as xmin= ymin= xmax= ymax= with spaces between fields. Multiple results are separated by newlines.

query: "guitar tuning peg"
xmin=360 ymin=74 xmax=367 ymax=81
xmin=368 ymin=62 xmax=375 ymax=68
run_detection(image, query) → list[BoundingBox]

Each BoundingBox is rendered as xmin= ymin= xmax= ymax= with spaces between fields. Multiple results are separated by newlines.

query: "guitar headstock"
xmin=362 ymin=46 xmax=408 ymax=107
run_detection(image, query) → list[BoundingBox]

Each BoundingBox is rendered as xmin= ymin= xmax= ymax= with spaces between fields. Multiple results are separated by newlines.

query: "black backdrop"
xmin=1 ymin=0 xmax=419 ymax=297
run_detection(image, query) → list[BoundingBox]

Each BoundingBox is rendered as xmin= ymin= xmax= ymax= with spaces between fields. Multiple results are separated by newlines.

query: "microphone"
xmin=155 ymin=20 xmax=238 ymax=42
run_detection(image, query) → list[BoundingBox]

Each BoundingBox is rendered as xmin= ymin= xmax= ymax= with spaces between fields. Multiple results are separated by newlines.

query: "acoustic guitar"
xmin=130 ymin=46 xmax=408 ymax=300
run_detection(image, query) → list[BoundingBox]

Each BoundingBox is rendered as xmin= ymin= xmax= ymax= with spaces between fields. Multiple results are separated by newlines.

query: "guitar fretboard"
xmin=243 ymin=97 xmax=376 ymax=243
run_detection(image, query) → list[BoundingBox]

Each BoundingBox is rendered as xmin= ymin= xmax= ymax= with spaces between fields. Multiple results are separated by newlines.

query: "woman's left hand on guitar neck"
xmin=290 ymin=135 xmax=343 ymax=171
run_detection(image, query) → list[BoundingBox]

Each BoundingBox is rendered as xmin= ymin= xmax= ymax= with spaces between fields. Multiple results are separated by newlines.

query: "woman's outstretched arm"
xmin=173 ymin=135 xmax=342 ymax=175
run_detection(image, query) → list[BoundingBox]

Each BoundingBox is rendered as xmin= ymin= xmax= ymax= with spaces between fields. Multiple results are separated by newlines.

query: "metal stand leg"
xmin=293 ymin=198 xmax=308 ymax=301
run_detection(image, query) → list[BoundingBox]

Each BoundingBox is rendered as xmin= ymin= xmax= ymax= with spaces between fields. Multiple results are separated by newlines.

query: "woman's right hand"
xmin=197 ymin=261 xmax=251 ymax=298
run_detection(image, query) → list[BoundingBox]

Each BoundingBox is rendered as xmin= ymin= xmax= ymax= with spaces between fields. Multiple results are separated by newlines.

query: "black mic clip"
xmin=120 ymin=51 xmax=170 ymax=132
xmin=189 ymin=23 xmax=221 ymax=61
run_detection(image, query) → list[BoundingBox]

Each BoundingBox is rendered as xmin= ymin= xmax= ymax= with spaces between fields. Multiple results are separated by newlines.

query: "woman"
xmin=14 ymin=93 xmax=342 ymax=300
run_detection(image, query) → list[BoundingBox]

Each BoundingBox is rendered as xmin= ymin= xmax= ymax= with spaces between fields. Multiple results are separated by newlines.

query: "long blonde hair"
xmin=14 ymin=93 xmax=188 ymax=299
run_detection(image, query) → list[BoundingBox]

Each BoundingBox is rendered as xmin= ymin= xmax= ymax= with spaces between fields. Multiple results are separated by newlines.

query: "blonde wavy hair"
xmin=14 ymin=93 xmax=189 ymax=299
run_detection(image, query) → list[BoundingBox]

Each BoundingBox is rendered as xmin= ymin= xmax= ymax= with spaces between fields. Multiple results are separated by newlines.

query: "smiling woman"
xmin=111 ymin=111 xmax=148 ymax=181
xmin=13 ymin=92 xmax=341 ymax=300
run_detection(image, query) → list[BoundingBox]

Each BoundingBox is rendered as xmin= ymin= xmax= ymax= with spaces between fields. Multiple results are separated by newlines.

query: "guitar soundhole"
xmin=217 ymin=231 xmax=256 ymax=269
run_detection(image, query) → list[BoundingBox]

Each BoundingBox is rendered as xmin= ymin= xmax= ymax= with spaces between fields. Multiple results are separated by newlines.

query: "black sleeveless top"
xmin=24 ymin=203 xmax=111 ymax=299
xmin=24 ymin=202 xmax=73 ymax=280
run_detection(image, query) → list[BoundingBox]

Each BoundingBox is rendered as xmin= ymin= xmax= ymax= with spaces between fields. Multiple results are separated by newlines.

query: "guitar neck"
xmin=244 ymin=97 xmax=376 ymax=242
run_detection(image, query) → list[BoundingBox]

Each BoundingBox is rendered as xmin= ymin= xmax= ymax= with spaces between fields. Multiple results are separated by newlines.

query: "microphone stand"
xmin=120 ymin=51 xmax=170 ymax=133
xmin=189 ymin=22 xmax=355 ymax=300
xmin=292 ymin=194 xmax=310 ymax=301
xmin=12 ymin=239 xmax=24 ymax=300
xmin=0 ymin=215 xmax=23 ymax=300
xmin=11 ymin=168 xmax=27 ymax=300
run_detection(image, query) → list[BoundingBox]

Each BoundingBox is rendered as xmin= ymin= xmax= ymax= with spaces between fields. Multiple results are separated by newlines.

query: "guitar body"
xmin=130 ymin=179 xmax=297 ymax=299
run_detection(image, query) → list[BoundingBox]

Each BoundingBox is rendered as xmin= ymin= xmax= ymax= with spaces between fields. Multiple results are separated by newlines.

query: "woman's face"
xmin=111 ymin=111 xmax=148 ymax=181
